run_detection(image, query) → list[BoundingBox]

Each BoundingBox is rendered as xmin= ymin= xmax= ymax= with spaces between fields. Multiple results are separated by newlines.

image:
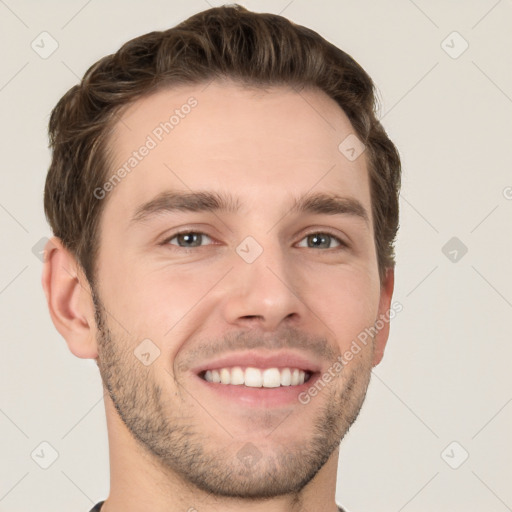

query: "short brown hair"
xmin=44 ymin=4 xmax=401 ymax=285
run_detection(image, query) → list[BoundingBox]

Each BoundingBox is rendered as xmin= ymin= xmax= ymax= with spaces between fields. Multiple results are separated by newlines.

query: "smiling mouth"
xmin=199 ymin=366 xmax=313 ymax=388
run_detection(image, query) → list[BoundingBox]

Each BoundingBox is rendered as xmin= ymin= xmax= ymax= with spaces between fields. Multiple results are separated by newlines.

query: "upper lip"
xmin=190 ymin=350 xmax=322 ymax=375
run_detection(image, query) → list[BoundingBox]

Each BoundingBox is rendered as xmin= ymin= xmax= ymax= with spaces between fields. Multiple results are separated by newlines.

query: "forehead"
xmin=104 ymin=80 xmax=371 ymax=220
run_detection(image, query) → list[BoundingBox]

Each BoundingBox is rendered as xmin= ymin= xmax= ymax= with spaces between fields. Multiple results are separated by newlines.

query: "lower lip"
xmin=193 ymin=372 xmax=319 ymax=408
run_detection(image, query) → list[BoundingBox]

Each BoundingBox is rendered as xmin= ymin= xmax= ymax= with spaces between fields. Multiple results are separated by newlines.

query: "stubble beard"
xmin=92 ymin=289 xmax=373 ymax=499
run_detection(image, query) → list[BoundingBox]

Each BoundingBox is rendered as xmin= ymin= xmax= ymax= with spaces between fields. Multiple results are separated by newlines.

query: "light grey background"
xmin=1 ymin=1 xmax=511 ymax=511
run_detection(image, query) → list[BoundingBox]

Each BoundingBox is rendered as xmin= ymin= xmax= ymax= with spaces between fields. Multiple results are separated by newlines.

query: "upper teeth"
xmin=203 ymin=367 xmax=307 ymax=387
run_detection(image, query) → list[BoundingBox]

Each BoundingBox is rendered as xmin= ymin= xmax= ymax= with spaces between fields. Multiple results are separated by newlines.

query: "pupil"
xmin=310 ymin=234 xmax=329 ymax=248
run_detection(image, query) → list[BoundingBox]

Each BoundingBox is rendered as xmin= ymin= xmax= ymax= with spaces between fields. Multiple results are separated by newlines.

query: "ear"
xmin=41 ymin=237 xmax=98 ymax=359
xmin=372 ymin=266 xmax=395 ymax=367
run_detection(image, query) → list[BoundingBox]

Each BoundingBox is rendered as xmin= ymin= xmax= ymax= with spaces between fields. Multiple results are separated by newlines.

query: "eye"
xmin=165 ymin=231 xmax=213 ymax=248
xmin=296 ymin=232 xmax=345 ymax=249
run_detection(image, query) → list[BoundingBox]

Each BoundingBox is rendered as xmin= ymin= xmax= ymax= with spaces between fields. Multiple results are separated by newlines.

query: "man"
xmin=42 ymin=4 xmax=401 ymax=511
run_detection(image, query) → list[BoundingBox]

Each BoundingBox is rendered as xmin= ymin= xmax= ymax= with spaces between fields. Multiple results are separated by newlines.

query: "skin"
xmin=42 ymin=80 xmax=394 ymax=512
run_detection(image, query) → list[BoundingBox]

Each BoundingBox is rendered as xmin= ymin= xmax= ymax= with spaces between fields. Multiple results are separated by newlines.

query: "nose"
xmin=221 ymin=241 xmax=307 ymax=331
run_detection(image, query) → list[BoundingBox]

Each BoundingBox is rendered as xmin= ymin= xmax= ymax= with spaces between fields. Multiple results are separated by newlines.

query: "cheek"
xmin=303 ymin=265 xmax=380 ymax=349
xmin=98 ymin=257 xmax=226 ymax=343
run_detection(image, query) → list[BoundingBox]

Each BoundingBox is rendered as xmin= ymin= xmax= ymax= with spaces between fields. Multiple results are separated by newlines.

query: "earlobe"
xmin=372 ymin=266 xmax=395 ymax=367
xmin=41 ymin=237 xmax=99 ymax=359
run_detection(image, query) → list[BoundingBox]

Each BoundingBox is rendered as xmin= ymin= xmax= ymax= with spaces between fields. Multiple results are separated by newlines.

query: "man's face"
xmin=92 ymin=81 xmax=392 ymax=498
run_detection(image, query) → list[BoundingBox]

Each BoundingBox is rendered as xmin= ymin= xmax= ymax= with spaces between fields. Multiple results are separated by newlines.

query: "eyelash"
xmin=160 ymin=230 xmax=348 ymax=251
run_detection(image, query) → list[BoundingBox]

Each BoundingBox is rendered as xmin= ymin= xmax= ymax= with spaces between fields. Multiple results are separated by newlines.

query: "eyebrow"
xmin=131 ymin=191 xmax=241 ymax=224
xmin=130 ymin=190 xmax=369 ymax=225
